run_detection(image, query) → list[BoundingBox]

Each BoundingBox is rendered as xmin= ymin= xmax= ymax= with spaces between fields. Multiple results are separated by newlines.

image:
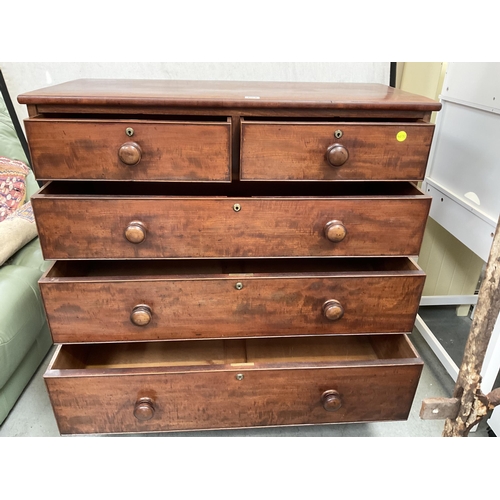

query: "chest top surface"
xmin=18 ymin=79 xmax=441 ymax=112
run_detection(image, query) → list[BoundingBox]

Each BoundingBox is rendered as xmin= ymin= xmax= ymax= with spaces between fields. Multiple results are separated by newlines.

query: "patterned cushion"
xmin=0 ymin=201 xmax=37 ymax=266
xmin=0 ymin=156 xmax=30 ymax=222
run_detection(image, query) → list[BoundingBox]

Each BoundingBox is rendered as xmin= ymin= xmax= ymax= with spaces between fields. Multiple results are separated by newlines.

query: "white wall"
xmin=0 ymin=62 xmax=390 ymax=125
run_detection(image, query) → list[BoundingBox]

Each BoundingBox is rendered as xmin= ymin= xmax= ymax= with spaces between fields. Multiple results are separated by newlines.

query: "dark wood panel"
xmin=25 ymin=118 xmax=231 ymax=181
xmin=31 ymin=195 xmax=431 ymax=259
xmin=241 ymin=121 xmax=434 ymax=181
xmin=19 ymin=79 xmax=442 ymax=112
xmin=31 ymin=105 xmax=434 ymax=121
xmin=40 ymin=268 xmax=425 ymax=343
xmin=45 ymin=365 xmax=422 ymax=434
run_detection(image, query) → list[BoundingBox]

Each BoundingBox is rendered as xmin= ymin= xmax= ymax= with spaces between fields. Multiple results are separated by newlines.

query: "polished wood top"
xmin=18 ymin=79 xmax=441 ymax=111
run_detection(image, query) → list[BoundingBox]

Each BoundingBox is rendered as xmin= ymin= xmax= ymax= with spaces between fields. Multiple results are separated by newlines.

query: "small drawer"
xmin=240 ymin=119 xmax=434 ymax=181
xmin=31 ymin=181 xmax=431 ymax=260
xmin=25 ymin=117 xmax=232 ymax=181
xmin=44 ymin=335 xmax=423 ymax=434
xmin=39 ymin=257 xmax=425 ymax=343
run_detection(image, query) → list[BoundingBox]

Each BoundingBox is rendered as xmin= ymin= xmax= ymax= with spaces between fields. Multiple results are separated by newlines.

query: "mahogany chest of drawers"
xmin=19 ymin=79 xmax=440 ymax=435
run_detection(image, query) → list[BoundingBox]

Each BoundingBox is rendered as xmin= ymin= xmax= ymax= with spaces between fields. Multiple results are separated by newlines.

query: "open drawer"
xmin=44 ymin=334 xmax=423 ymax=434
xmin=40 ymin=257 xmax=425 ymax=343
xmin=31 ymin=181 xmax=431 ymax=259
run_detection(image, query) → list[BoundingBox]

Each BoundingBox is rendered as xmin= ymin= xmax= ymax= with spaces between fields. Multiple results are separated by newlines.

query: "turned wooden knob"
xmin=321 ymin=390 xmax=342 ymax=412
xmin=125 ymin=221 xmax=147 ymax=244
xmin=130 ymin=304 xmax=152 ymax=326
xmin=324 ymin=220 xmax=347 ymax=242
xmin=118 ymin=141 xmax=142 ymax=165
xmin=133 ymin=397 xmax=155 ymax=421
xmin=326 ymin=143 xmax=349 ymax=167
xmin=323 ymin=299 xmax=344 ymax=321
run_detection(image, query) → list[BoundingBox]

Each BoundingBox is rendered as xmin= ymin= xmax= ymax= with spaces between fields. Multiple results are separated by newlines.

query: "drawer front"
xmin=32 ymin=196 xmax=430 ymax=259
xmin=40 ymin=261 xmax=425 ymax=343
xmin=241 ymin=121 xmax=434 ymax=181
xmin=44 ymin=336 xmax=423 ymax=434
xmin=25 ymin=118 xmax=232 ymax=181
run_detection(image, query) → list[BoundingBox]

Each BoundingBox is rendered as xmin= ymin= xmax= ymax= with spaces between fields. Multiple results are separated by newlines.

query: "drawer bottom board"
xmin=45 ymin=335 xmax=423 ymax=435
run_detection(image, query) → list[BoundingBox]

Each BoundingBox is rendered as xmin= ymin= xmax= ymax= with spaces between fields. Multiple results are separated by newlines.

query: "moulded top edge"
xmin=18 ymin=79 xmax=442 ymax=111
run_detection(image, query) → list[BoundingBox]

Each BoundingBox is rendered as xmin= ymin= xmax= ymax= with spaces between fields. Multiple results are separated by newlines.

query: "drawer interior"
xmin=35 ymin=180 xmax=424 ymax=198
xmin=48 ymin=335 xmax=420 ymax=373
xmin=45 ymin=257 xmax=422 ymax=279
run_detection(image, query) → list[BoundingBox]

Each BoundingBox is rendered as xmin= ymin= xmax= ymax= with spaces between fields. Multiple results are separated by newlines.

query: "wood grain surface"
xmin=40 ymin=259 xmax=425 ymax=342
xmin=18 ymin=79 xmax=442 ymax=113
xmin=241 ymin=121 xmax=435 ymax=181
xmin=25 ymin=118 xmax=231 ymax=181
xmin=32 ymin=183 xmax=430 ymax=259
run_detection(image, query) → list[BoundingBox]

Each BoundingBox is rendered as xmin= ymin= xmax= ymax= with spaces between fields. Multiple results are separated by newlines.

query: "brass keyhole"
xmin=126 ymin=127 xmax=134 ymax=137
xmin=233 ymin=203 xmax=241 ymax=212
xmin=334 ymin=129 xmax=343 ymax=139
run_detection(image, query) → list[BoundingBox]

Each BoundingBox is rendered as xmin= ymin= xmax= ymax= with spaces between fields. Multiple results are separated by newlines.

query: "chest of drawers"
xmin=19 ymin=79 xmax=440 ymax=435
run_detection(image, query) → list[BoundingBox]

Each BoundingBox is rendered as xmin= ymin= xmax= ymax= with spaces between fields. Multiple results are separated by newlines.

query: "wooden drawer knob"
xmin=118 ymin=141 xmax=142 ymax=165
xmin=326 ymin=143 xmax=349 ymax=167
xmin=321 ymin=390 xmax=342 ymax=412
xmin=134 ymin=397 xmax=155 ymax=421
xmin=324 ymin=220 xmax=347 ymax=242
xmin=323 ymin=299 xmax=344 ymax=321
xmin=125 ymin=221 xmax=147 ymax=244
xmin=130 ymin=304 xmax=152 ymax=326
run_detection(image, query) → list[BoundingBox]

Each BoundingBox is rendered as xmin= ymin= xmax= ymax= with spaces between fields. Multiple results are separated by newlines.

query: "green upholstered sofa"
xmin=0 ymin=91 xmax=52 ymax=424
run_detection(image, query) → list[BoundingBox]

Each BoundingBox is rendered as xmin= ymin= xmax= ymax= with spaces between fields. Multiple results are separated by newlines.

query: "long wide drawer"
xmin=25 ymin=117 xmax=232 ymax=181
xmin=240 ymin=120 xmax=434 ymax=181
xmin=31 ymin=181 xmax=431 ymax=259
xmin=44 ymin=335 xmax=423 ymax=434
xmin=40 ymin=257 xmax=425 ymax=343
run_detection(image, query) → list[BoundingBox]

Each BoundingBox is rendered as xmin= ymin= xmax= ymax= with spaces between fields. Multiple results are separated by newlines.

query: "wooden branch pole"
xmin=420 ymin=217 xmax=500 ymax=436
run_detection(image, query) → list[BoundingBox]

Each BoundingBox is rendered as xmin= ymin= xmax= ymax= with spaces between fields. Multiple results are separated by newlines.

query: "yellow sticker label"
xmin=397 ymin=131 xmax=407 ymax=142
